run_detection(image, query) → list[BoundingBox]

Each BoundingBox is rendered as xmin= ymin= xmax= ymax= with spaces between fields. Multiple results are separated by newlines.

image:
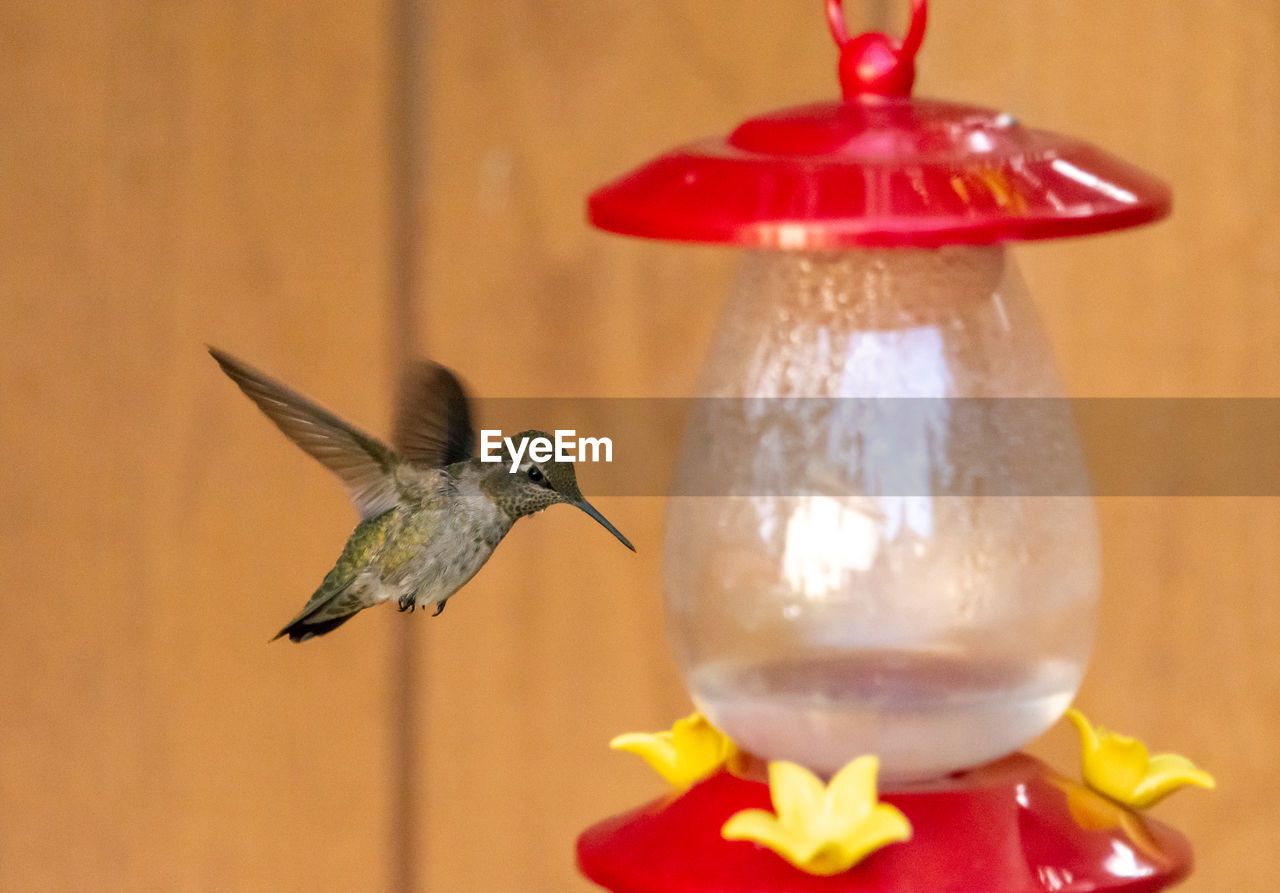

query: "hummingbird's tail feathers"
xmin=269 ymin=512 xmax=399 ymax=643
xmin=271 ymin=582 xmax=363 ymax=643
xmin=273 ymin=612 xmax=356 ymax=643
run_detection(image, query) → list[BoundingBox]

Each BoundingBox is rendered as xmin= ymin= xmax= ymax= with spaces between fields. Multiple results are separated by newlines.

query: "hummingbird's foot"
xmin=432 ymin=600 xmax=446 ymax=617
xmin=398 ymin=594 xmax=416 ymax=613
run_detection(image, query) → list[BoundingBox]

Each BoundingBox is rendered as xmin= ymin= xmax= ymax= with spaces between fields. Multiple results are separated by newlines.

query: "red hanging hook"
xmin=826 ymin=0 xmax=928 ymax=99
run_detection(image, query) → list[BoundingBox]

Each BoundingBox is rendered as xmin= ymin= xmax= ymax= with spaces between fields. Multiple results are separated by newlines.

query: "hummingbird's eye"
xmin=527 ymin=465 xmax=544 ymax=483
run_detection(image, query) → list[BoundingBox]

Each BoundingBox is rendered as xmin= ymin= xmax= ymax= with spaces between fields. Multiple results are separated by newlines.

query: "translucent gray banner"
xmin=464 ymin=398 xmax=1280 ymax=496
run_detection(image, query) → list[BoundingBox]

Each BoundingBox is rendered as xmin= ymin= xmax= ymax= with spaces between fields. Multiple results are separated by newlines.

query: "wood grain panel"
xmin=418 ymin=2 xmax=1280 ymax=892
xmin=0 ymin=2 xmax=398 ymax=889
xmin=2 ymin=1 xmax=1275 ymax=891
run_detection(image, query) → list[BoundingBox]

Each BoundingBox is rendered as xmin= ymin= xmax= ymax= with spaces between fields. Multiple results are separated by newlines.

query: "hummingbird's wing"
xmin=393 ymin=360 xmax=476 ymax=467
xmin=210 ymin=347 xmax=402 ymax=519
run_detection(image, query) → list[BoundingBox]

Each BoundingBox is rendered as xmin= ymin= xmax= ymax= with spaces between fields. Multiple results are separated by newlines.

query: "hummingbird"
xmin=210 ymin=347 xmax=634 ymax=642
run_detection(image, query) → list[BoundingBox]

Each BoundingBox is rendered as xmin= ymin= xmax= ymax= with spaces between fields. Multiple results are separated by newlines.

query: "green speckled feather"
xmin=272 ymin=509 xmax=396 ymax=641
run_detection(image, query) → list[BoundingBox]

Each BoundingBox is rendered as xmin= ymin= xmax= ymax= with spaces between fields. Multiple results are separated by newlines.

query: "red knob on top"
xmin=828 ymin=0 xmax=927 ymax=98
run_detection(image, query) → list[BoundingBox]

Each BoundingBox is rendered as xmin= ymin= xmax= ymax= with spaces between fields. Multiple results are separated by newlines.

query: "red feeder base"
xmin=577 ymin=754 xmax=1191 ymax=892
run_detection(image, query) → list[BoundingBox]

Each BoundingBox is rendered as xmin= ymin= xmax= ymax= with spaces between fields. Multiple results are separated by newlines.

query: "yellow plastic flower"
xmin=610 ymin=712 xmax=736 ymax=790
xmin=1065 ymin=708 xmax=1215 ymax=808
xmin=721 ymin=756 xmax=911 ymax=876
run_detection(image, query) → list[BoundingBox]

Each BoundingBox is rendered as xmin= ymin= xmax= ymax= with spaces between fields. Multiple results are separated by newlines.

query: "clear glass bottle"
xmin=663 ymin=246 xmax=1099 ymax=785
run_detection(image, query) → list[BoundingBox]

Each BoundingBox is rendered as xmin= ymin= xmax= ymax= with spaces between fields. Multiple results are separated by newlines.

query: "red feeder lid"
xmin=588 ymin=0 xmax=1171 ymax=249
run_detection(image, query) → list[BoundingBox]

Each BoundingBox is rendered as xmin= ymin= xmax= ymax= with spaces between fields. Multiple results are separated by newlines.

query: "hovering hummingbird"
xmin=210 ymin=347 xmax=634 ymax=642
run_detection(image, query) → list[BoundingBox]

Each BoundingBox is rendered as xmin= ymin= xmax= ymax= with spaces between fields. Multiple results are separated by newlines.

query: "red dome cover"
xmin=588 ymin=97 xmax=1171 ymax=249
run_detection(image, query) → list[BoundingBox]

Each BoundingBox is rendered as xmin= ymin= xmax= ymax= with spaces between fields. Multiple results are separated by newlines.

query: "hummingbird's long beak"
xmin=572 ymin=499 xmax=636 ymax=552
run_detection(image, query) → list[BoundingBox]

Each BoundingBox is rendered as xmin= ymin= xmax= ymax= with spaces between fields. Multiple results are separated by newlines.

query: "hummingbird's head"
xmin=484 ymin=429 xmax=634 ymax=551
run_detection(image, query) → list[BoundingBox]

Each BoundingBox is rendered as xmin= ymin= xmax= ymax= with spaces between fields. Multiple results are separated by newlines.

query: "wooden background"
xmin=1 ymin=1 xmax=1276 ymax=890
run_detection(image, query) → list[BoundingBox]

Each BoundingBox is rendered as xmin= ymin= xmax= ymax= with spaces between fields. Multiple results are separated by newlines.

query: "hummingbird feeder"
xmin=579 ymin=2 xmax=1202 ymax=890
